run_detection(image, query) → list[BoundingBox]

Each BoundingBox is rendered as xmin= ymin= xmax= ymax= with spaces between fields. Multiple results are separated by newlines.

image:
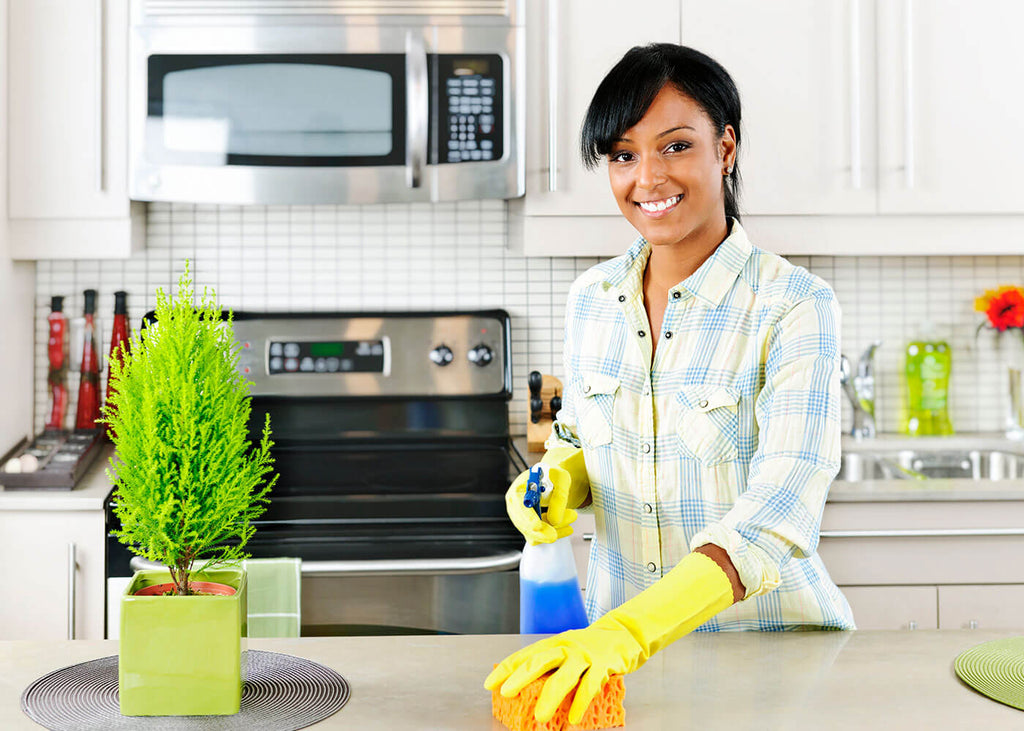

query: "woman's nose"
xmin=635 ymin=153 xmax=667 ymax=189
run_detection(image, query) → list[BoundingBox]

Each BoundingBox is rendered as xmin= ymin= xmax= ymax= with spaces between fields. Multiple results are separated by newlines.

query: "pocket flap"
xmin=678 ymin=385 xmax=740 ymax=412
xmin=581 ymin=373 xmax=620 ymax=397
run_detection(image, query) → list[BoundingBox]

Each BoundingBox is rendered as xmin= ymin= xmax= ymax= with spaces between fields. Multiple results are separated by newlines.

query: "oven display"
xmin=267 ymin=340 xmax=385 ymax=374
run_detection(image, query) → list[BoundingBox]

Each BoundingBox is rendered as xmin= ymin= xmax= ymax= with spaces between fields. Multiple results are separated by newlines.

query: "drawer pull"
xmin=821 ymin=528 xmax=1024 ymax=538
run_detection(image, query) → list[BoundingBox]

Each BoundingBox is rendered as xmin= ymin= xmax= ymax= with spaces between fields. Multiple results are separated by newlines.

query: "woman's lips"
xmin=635 ymin=194 xmax=681 ymax=218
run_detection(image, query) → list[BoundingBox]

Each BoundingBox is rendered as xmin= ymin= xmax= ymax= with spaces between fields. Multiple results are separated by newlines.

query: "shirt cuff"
xmin=689 ymin=524 xmax=782 ymax=600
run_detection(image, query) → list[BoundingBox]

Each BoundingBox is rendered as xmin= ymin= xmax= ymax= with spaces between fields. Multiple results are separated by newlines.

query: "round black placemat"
xmin=20 ymin=650 xmax=350 ymax=730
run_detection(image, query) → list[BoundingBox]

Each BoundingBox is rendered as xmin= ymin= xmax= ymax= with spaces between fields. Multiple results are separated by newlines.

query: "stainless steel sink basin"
xmin=836 ymin=449 xmax=1024 ymax=482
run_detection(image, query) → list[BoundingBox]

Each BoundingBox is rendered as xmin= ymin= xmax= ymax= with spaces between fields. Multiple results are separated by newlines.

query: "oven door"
xmin=129 ymin=21 xmax=522 ymax=204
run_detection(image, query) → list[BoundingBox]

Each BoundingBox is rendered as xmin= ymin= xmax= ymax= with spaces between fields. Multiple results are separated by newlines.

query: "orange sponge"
xmin=491 ymin=671 xmax=625 ymax=731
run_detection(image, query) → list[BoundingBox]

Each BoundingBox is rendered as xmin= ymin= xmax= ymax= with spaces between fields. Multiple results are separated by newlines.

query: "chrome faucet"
xmin=840 ymin=341 xmax=881 ymax=439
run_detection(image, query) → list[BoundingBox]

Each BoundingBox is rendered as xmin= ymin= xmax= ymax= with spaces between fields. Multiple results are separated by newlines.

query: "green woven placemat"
xmin=955 ymin=637 xmax=1024 ymax=710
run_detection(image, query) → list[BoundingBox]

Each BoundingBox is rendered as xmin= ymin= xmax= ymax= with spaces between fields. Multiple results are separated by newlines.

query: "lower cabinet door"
xmin=938 ymin=585 xmax=1024 ymax=630
xmin=840 ymin=585 xmax=938 ymax=630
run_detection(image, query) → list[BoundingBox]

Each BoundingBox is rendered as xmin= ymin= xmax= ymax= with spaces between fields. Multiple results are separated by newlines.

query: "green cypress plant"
xmin=101 ymin=263 xmax=276 ymax=596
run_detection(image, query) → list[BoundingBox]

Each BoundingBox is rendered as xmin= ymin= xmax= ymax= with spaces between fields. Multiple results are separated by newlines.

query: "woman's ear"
xmin=719 ymin=124 xmax=737 ymax=172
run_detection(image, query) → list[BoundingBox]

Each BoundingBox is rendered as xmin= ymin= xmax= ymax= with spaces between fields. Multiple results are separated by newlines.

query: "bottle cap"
xmin=114 ymin=291 xmax=128 ymax=315
xmin=83 ymin=289 xmax=97 ymax=315
xmin=50 ymin=296 xmax=64 ymax=313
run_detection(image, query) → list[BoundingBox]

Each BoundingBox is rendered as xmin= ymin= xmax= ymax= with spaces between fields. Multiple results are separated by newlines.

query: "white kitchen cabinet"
xmin=571 ymin=512 xmax=595 ymax=592
xmin=0 ymin=508 xmax=106 ymax=640
xmin=875 ymin=0 xmax=1024 ymax=214
xmin=841 ymin=585 xmax=938 ymax=630
xmin=516 ymin=0 xmax=677 ymax=256
xmin=517 ymin=0 xmax=1024 ymax=256
xmin=938 ymin=585 xmax=1024 ymax=631
xmin=7 ymin=0 xmax=145 ymax=259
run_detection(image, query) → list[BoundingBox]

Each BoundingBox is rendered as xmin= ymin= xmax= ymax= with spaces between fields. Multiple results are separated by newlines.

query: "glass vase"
xmin=1003 ymin=333 xmax=1024 ymax=440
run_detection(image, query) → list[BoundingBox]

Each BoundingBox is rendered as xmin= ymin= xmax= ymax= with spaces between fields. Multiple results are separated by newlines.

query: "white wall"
xmin=0 ymin=0 xmax=36 ymax=455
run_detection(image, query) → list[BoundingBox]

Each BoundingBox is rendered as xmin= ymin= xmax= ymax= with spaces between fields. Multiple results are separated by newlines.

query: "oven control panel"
xmin=232 ymin=311 xmax=510 ymax=398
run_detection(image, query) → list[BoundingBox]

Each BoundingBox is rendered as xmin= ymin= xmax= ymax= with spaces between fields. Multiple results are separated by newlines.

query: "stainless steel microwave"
xmin=128 ymin=1 xmax=524 ymax=205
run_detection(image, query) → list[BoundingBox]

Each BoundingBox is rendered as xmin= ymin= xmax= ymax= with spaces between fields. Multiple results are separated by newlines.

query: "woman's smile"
xmin=636 ymin=194 xmax=682 ymax=216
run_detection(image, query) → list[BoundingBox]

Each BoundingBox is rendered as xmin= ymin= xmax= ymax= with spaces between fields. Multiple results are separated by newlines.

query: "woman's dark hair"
xmin=580 ymin=43 xmax=742 ymax=221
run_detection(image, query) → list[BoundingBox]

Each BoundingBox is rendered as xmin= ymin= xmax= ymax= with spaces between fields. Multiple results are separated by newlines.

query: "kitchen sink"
xmin=836 ymin=449 xmax=1024 ymax=482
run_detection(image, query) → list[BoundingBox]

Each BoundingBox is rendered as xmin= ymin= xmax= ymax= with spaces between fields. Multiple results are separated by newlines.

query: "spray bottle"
xmin=519 ymin=465 xmax=589 ymax=634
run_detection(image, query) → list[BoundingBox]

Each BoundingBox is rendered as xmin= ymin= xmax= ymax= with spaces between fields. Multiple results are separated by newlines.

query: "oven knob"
xmin=430 ymin=345 xmax=454 ymax=366
xmin=467 ymin=344 xmax=493 ymax=367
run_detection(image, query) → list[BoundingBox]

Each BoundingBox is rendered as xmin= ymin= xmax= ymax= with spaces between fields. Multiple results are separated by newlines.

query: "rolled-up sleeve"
xmin=690 ymin=288 xmax=842 ymax=599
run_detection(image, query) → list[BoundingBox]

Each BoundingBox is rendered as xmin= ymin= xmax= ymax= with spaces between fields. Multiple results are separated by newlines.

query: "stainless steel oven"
xmin=106 ymin=310 xmax=524 ymax=636
xmin=128 ymin=1 xmax=524 ymax=205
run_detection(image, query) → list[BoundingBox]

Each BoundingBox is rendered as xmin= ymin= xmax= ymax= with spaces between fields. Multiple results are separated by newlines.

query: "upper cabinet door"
xmin=877 ymin=0 xmax=1024 ymax=213
xmin=680 ymin=0 xmax=877 ymax=215
xmin=8 ymin=0 xmax=129 ymax=219
xmin=522 ymin=0 xmax=680 ymax=217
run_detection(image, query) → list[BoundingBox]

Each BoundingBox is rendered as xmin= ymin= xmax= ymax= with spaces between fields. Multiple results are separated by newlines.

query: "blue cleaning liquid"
xmin=520 ymin=577 xmax=589 ymax=634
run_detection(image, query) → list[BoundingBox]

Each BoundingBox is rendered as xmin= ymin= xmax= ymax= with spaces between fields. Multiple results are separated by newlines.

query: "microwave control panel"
xmin=437 ymin=54 xmax=504 ymax=164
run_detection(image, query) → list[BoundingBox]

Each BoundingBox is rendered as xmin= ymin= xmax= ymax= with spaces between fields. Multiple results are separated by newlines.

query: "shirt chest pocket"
xmin=576 ymin=373 xmax=620 ymax=448
xmin=675 ymin=385 xmax=740 ymax=465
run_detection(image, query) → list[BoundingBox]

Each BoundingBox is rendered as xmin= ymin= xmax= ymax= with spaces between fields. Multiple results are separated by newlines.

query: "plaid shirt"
xmin=548 ymin=221 xmax=855 ymax=630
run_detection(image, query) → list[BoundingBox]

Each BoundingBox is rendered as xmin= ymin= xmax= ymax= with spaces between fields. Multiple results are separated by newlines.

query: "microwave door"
xmin=129 ymin=28 xmax=437 ymax=205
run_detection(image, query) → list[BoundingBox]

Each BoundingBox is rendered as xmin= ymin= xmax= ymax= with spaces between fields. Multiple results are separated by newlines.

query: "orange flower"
xmin=976 ymin=285 xmax=1024 ymax=332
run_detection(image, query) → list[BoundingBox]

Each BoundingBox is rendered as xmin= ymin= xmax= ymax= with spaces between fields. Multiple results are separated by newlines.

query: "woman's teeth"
xmin=638 ymin=195 xmax=680 ymax=213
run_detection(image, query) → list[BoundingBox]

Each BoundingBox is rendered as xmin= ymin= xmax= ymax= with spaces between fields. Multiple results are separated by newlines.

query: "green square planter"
xmin=119 ymin=567 xmax=248 ymax=716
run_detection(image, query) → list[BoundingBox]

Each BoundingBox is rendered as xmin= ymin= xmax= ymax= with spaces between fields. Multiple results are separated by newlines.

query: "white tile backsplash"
xmin=33 ymin=201 xmax=1024 ymax=439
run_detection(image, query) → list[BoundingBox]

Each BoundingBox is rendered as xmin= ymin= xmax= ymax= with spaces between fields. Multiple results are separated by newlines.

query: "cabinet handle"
xmin=969 ymin=620 xmax=979 ymax=630
xmin=902 ymin=0 xmax=915 ymax=188
xmin=67 ymin=542 xmax=77 ymax=640
xmin=908 ymin=620 xmax=918 ymax=630
xmin=821 ymin=528 xmax=1024 ymax=538
xmin=96 ymin=0 xmax=106 ymax=193
xmin=583 ymin=532 xmax=594 ymax=542
xmin=848 ymin=0 xmax=862 ymax=189
xmin=405 ymin=31 xmax=428 ymax=189
xmin=546 ymin=0 xmax=558 ymax=192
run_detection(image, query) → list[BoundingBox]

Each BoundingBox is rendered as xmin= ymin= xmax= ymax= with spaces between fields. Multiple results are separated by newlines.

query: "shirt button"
xmin=584 ymin=384 xmax=592 ymax=394
xmin=647 ymin=562 xmax=658 ymax=573
xmin=672 ymin=291 xmax=682 ymax=299
xmin=644 ymin=503 xmax=653 ymax=513
xmin=618 ymin=294 xmax=626 ymax=302
xmin=664 ymin=331 xmax=673 ymax=339
xmin=642 ymin=442 xmax=651 ymax=454
xmin=699 ymin=399 xmax=709 ymax=408
xmin=643 ymin=385 xmax=650 ymax=395
xmin=638 ymin=330 xmax=646 ymax=338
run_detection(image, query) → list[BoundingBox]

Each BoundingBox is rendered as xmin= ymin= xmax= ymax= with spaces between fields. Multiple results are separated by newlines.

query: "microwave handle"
xmin=405 ymin=31 xmax=428 ymax=189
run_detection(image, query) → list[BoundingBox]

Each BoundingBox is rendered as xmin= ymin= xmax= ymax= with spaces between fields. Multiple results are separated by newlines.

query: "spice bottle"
xmin=45 ymin=296 xmax=69 ymax=430
xmin=74 ymin=289 xmax=102 ymax=430
xmin=105 ymin=291 xmax=130 ymax=438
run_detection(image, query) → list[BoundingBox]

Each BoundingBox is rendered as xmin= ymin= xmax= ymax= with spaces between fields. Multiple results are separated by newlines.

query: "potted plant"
xmin=102 ymin=264 xmax=277 ymax=716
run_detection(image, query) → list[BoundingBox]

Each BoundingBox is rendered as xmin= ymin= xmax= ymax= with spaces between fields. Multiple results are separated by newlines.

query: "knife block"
xmin=527 ymin=373 xmax=563 ymax=453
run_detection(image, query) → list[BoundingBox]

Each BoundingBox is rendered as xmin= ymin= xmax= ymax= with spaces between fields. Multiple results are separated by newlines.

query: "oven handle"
xmin=130 ymin=550 xmax=523 ymax=578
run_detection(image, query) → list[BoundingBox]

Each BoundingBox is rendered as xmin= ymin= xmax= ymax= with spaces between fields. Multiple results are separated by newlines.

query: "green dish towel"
xmin=243 ymin=558 xmax=301 ymax=638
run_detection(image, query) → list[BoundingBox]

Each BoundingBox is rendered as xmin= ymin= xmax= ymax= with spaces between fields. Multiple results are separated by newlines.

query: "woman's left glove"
xmin=484 ymin=551 xmax=734 ymax=725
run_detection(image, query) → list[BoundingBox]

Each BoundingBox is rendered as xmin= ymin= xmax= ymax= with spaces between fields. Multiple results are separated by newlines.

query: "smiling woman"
xmin=486 ymin=43 xmax=853 ymax=728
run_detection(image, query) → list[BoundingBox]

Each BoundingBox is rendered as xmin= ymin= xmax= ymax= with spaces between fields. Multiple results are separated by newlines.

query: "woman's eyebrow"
xmin=614 ymin=125 xmax=697 ymax=144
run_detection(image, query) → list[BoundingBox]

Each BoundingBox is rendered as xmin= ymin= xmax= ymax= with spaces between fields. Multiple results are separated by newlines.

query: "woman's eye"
xmin=609 ymin=151 xmax=634 ymax=163
xmin=666 ymin=141 xmax=691 ymax=153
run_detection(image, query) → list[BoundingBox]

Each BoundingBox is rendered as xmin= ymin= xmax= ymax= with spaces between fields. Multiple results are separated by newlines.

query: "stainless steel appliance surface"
xmin=106 ymin=309 xmax=525 ymax=636
xmin=129 ymin=0 xmax=524 ymax=205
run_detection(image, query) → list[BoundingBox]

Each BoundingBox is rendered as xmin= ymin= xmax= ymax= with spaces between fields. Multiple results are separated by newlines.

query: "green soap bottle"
xmin=904 ymin=323 xmax=953 ymax=436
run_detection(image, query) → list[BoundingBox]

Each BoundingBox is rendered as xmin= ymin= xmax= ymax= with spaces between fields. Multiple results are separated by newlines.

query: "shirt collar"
xmin=595 ymin=218 xmax=753 ymax=308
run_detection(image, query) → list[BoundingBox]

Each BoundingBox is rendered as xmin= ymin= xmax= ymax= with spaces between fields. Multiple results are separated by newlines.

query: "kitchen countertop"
xmin=2 ymin=630 xmax=1022 ymax=729
xmin=0 ymin=444 xmax=114 ymax=511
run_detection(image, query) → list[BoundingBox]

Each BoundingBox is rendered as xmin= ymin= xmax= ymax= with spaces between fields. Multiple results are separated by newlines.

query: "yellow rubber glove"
xmin=504 ymin=447 xmax=591 ymax=545
xmin=485 ymin=551 xmax=733 ymax=724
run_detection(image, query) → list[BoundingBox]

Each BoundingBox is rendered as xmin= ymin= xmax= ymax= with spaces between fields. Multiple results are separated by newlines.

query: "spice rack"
xmin=0 ymin=429 xmax=105 ymax=490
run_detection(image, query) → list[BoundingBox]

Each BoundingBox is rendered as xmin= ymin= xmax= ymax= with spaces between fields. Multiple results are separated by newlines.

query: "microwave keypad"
xmin=439 ymin=55 xmax=503 ymax=164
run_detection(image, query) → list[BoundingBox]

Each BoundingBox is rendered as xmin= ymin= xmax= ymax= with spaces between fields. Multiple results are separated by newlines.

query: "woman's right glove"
xmin=505 ymin=447 xmax=591 ymax=544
